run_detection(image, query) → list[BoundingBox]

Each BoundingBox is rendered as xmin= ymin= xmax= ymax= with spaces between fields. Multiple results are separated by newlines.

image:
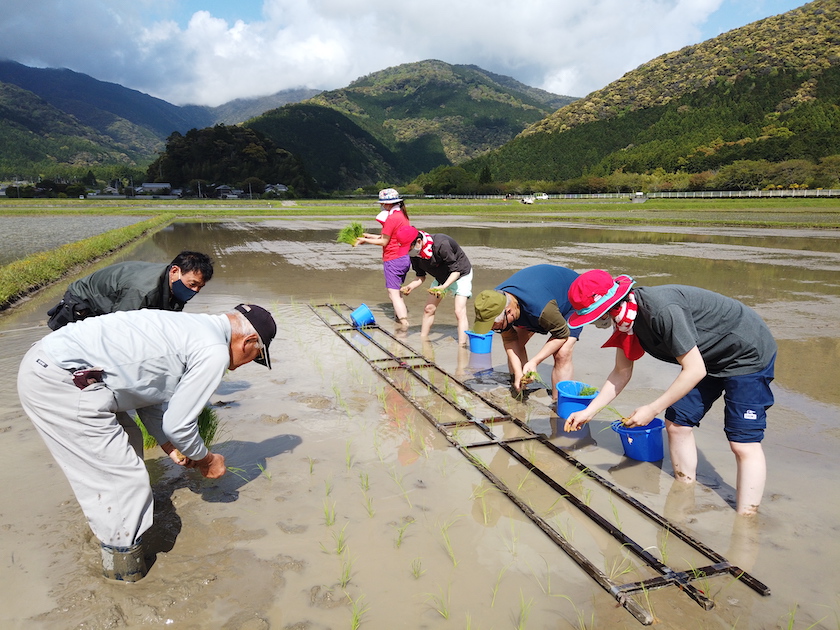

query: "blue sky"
xmin=0 ymin=0 xmax=810 ymax=106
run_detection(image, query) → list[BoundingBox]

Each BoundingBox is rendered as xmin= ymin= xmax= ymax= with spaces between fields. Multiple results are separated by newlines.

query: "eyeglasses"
xmin=492 ymin=309 xmax=514 ymax=334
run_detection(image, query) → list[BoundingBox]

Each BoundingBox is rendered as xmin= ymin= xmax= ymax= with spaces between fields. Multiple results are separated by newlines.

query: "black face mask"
xmin=171 ymin=277 xmax=198 ymax=303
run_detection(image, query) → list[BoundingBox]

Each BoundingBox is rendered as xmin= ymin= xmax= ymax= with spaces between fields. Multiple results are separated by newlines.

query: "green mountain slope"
xmin=0 ymin=82 xmax=139 ymax=172
xmin=246 ymin=60 xmax=574 ymax=191
xmin=466 ymin=0 xmax=840 ymax=183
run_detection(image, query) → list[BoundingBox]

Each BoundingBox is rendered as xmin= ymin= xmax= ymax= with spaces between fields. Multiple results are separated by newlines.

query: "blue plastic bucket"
xmin=465 ymin=330 xmax=493 ymax=354
xmin=555 ymin=380 xmax=598 ymax=419
xmin=350 ymin=303 xmax=375 ymax=327
xmin=611 ymin=418 xmax=665 ymax=462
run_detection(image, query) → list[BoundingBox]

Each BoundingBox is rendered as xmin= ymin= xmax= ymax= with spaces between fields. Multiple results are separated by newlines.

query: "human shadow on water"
xmin=143 ymin=434 xmax=301 ymax=562
xmin=197 ymin=434 xmax=303 ymax=503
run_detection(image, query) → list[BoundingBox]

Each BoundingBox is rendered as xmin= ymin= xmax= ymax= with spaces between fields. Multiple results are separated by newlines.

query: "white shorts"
xmin=431 ymin=270 xmax=473 ymax=298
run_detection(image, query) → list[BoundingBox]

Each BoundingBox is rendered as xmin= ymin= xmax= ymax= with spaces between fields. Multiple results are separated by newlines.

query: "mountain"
xmin=205 ymin=88 xmax=323 ymax=125
xmin=0 ymin=59 xmax=320 ymax=175
xmin=246 ymin=60 xmax=575 ymax=190
xmin=466 ymin=0 xmax=840 ymax=183
xmin=0 ymin=81 xmax=144 ymax=172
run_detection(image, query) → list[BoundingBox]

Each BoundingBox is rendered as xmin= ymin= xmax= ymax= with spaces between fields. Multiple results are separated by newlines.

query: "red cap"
xmin=567 ymin=270 xmax=635 ymax=327
xmin=394 ymin=225 xmax=420 ymax=256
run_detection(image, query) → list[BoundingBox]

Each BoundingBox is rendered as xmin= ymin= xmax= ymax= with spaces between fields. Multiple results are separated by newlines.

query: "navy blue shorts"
xmin=665 ymin=354 xmax=775 ymax=443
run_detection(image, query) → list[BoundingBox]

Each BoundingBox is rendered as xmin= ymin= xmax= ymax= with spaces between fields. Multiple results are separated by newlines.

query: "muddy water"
xmin=1 ymin=217 xmax=839 ymax=629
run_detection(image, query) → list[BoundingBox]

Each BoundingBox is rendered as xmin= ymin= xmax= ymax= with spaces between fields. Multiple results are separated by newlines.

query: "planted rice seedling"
xmin=517 ymin=590 xmax=534 ymax=630
xmin=490 ymin=564 xmax=510 ymax=607
xmin=323 ymin=499 xmax=336 ymax=526
xmin=425 ymin=585 xmax=451 ymax=619
xmin=363 ymin=495 xmax=375 ymax=517
xmin=339 ymin=554 xmax=355 ymax=588
xmin=348 ymin=593 xmax=369 ymax=630
xmin=410 ymin=557 xmax=425 ymax=579
xmin=393 ymin=518 xmax=415 ymax=548
xmin=336 ymin=221 xmax=364 ymax=246
xmin=439 ymin=516 xmax=461 ymax=567
xmin=388 ymin=467 xmax=412 ymax=507
xmin=359 ymin=471 xmax=370 ymax=492
xmin=333 ymin=523 xmax=349 ymax=554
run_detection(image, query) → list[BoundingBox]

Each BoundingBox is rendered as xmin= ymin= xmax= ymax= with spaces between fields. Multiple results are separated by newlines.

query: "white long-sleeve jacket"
xmin=41 ymin=309 xmax=232 ymax=460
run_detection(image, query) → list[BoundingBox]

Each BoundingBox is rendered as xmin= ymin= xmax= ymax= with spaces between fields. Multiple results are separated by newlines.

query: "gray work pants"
xmin=17 ymin=342 xmax=153 ymax=547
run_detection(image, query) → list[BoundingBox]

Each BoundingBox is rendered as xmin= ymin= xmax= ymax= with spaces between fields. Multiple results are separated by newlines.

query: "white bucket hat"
xmin=378 ymin=188 xmax=403 ymax=205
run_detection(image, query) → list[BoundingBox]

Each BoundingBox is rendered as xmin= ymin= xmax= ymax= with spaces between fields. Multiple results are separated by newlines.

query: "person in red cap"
xmin=356 ymin=188 xmax=412 ymax=327
xmin=565 ymin=270 xmax=777 ymax=516
xmin=396 ymin=225 xmax=473 ymax=346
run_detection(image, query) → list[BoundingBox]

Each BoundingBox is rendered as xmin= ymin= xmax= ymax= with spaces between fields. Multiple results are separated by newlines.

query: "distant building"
xmin=137 ymin=182 xmax=172 ymax=194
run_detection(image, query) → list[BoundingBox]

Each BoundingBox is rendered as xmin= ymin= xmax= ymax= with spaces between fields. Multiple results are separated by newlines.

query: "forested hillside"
xmin=145 ymin=125 xmax=317 ymax=197
xmin=0 ymin=82 xmax=143 ymax=174
xmin=462 ymin=0 xmax=840 ymax=190
xmin=245 ymin=60 xmax=573 ymax=191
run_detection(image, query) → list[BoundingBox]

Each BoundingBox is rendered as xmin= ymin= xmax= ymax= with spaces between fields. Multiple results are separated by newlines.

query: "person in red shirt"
xmin=356 ymin=188 xmax=413 ymax=327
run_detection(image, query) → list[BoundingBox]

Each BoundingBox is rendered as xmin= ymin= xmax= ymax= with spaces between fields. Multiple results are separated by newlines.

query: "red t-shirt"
xmin=381 ymin=210 xmax=409 ymax=261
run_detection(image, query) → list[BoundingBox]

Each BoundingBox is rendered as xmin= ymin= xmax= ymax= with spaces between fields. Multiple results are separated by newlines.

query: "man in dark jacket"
xmin=395 ymin=226 xmax=473 ymax=346
xmin=47 ymin=251 xmax=213 ymax=330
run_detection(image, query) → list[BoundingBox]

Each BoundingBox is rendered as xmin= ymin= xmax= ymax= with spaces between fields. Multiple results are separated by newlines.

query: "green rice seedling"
xmin=784 ymin=603 xmax=827 ymax=630
xmin=470 ymin=485 xmax=492 ymax=525
xmin=363 ymin=495 xmax=375 ymax=518
xmin=345 ymin=439 xmax=354 ymax=470
xmin=388 ymin=467 xmax=412 ymax=508
xmin=136 ymin=404 xmax=220 ymax=450
xmin=578 ymin=384 xmax=599 ymax=396
xmin=425 ymin=585 xmax=451 ymax=619
xmin=658 ymin=527 xmax=671 ymax=564
xmin=526 ymin=557 xmax=556 ymax=596
xmin=394 ymin=519 xmax=414 ymax=548
xmin=336 ymin=221 xmax=364 ymax=246
xmin=556 ymin=594 xmax=595 ymax=630
xmin=516 ymin=590 xmax=534 ymax=630
xmin=348 ymin=593 xmax=369 ymax=630
xmin=225 ymin=466 xmax=249 ymax=482
xmin=640 ymin=583 xmax=657 ymax=624
xmin=440 ymin=516 xmax=460 ymax=567
xmin=520 ymin=370 xmax=547 ymax=388
xmin=607 ymin=548 xmax=635 ymax=581
xmin=324 ymin=477 xmax=333 ymax=496
xmin=490 ymin=564 xmax=510 ymax=607
xmin=257 ymin=462 xmax=271 ymax=480
xmin=517 ymin=467 xmax=534 ymax=491
xmin=504 ymin=521 xmax=520 ymax=558
xmin=359 ymin=471 xmax=370 ymax=492
xmin=323 ymin=499 xmax=336 ymax=526
xmin=609 ymin=493 xmax=623 ymax=531
xmin=338 ymin=554 xmax=355 ymax=588
xmin=333 ymin=523 xmax=349 ymax=554
xmin=410 ymin=557 xmax=425 ymax=579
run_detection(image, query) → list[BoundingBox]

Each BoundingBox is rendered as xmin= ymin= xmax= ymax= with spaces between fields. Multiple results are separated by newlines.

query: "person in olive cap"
xmin=472 ymin=264 xmax=582 ymax=399
xmin=17 ymin=303 xmax=276 ymax=581
xmin=564 ymin=270 xmax=776 ymax=516
xmin=396 ymin=225 xmax=473 ymax=346
xmin=355 ymin=188 xmax=412 ymax=327
xmin=47 ymin=250 xmax=214 ymax=330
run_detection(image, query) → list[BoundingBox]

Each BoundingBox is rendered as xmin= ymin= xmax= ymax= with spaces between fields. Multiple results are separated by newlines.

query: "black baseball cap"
xmin=234 ymin=304 xmax=276 ymax=369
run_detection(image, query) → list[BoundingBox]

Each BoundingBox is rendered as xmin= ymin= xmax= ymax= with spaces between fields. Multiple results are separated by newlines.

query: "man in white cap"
xmin=564 ymin=270 xmax=776 ymax=516
xmin=17 ymin=304 xmax=276 ymax=580
xmin=472 ymin=264 xmax=582 ymax=398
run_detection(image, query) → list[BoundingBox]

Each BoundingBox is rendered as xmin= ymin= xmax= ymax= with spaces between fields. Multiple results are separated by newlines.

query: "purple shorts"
xmin=383 ymin=256 xmax=411 ymax=290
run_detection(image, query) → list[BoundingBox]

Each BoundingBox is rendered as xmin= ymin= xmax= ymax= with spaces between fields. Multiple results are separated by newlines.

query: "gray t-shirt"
xmin=633 ymin=285 xmax=777 ymax=377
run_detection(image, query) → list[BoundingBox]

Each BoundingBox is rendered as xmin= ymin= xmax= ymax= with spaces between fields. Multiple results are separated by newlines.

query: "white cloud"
xmin=0 ymin=0 xmax=760 ymax=107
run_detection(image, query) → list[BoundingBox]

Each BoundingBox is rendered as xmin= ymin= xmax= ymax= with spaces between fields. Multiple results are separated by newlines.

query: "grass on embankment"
xmin=0 ymin=214 xmax=173 ymax=310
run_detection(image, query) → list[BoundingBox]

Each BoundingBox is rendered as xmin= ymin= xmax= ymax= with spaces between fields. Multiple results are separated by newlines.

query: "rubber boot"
xmin=101 ymin=541 xmax=147 ymax=582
